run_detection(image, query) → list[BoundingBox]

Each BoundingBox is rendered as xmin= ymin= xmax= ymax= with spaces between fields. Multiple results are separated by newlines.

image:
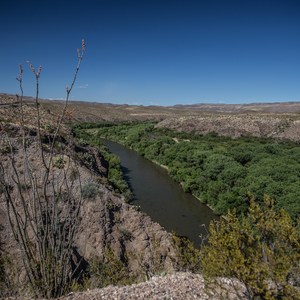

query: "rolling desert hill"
xmin=1 ymin=93 xmax=300 ymax=142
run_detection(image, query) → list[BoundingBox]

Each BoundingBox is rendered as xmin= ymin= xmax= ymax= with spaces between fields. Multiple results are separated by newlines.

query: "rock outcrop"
xmin=0 ymin=123 xmax=179 ymax=297
xmin=156 ymin=114 xmax=300 ymax=141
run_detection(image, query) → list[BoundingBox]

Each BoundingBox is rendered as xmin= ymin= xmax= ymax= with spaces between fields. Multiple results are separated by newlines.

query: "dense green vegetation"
xmin=74 ymin=122 xmax=300 ymax=219
xmin=73 ymin=122 xmax=300 ymax=298
xmin=201 ymin=196 xmax=300 ymax=299
xmin=72 ymin=125 xmax=132 ymax=199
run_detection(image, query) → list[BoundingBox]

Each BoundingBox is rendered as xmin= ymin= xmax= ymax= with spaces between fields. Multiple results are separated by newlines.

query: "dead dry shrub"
xmin=0 ymin=40 xmax=87 ymax=298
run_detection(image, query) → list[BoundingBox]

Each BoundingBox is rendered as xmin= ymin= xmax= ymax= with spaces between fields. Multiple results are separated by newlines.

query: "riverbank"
xmin=93 ymin=122 xmax=300 ymax=220
xmin=147 ymin=159 xmax=217 ymax=217
xmin=152 ymin=160 xmax=169 ymax=170
xmin=102 ymin=138 xmax=217 ymax=246
xmin=102 ymin=137 xmax=215 ymax=213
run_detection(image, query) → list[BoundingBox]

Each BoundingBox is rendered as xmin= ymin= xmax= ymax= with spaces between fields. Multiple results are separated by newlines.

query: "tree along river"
xmin=103 ymin=140 xmax=217 ymax=247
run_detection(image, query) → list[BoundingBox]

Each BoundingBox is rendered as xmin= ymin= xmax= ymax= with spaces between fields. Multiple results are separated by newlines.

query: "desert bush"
xmin=69 ymin=167 xmax=80 ymax=181
xmin=87 ymin=248 xmax=136 ymax=288
xmin=81 ymin=151 xmax=95 ymax=165
xmin=43 ymin=123 xmax=55 ymax=133
xmin=200 ymin=196 xmax=300 ymax=299
xmin=72 ymin=127 xmax=132 ymax=199
xmin=52 ymin=155 xmax=65 ymax=169
xmin=172 ymin=233 xmax=201 ymax=273
xmin=0 ymin=40 xmax=86 ymax=298
xmin=78 ymin=137 xmax=89 ymax=146
xmin=0 ymin=142 xmax=14 ymax=155
xmin=81 ymin=182 xmax=99 ymax=199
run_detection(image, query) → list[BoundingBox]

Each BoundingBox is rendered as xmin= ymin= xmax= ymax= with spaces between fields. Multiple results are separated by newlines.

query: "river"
xmin=103 ymin=140 xmax=217 ymax=247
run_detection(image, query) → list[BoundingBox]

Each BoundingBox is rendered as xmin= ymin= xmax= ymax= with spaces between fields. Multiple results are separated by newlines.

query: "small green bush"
xmin=87 ymin=248 xmax=136 ymax=288
xmin=52 ymin=156 xmax=65 ymax=169
xmin=43 ymin=123 xmax=55 ymax=133
xmin=81 ymin=183 xmax=99 ymax=199
xmin=82 ymin=152 xmax=95 ymax=165
xmin=69 ymin=167 xmax=79 ymax=182
xmin=172 ymin=233 xmax=201 ymax=273
xmin=0 ymin=143 xmax=13 ymax=155
xmin=78 ymin=138 xmax=88 ymax=146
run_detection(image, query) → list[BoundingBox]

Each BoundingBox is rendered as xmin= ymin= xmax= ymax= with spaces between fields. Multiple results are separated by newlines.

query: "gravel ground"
xmin=58 ymin=272 xmax=246 ymax=300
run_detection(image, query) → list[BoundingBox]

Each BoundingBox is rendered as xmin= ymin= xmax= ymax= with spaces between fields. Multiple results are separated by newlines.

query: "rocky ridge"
xmin=156 ymin=114 xmax=300 ymax=142
xmin=57 ymin=272 xmax=246 ymax=300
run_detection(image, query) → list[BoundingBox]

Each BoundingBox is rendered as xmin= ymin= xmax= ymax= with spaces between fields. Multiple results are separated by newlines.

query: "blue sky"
xmin=1 ymin=0 xmax=300 ymax=106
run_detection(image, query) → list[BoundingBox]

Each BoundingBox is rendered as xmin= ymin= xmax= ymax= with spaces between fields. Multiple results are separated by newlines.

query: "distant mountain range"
xmin=1 ymin=92 xmax=300 ymax=114
xmin=172 ymin=102 xmax=300 ymax=113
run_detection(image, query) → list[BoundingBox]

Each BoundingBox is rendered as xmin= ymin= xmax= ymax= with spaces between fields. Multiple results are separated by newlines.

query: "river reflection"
xmin=103 ymin=139 xmax=217 ymax=247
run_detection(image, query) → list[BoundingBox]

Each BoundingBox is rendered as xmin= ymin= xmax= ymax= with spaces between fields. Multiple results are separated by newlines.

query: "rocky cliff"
xmin=0 ymin=102 xmax=180 ymax=298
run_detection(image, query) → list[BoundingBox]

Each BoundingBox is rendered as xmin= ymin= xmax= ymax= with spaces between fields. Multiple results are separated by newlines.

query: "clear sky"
xmin=1 ymin=0 xmax=300 ymax=106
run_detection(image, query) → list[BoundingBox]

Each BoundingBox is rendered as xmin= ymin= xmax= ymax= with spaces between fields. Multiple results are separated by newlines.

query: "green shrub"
xmin=82 ymin=152 xmax=95 ymax=165
xmin=78 ymin=138 xmax=88 ymax=146
xmin=172 ymin=233 xmax=201 ymax=273
xmin=52 ymin=156 xmax=65 ymax=169
xmin=0 ymin=143 xmax=13 ymax=155
xmin=81 ymin=183 xmax=99 ymax=199
xmin=69 ymin=167 xmax=79 ymax=182
xmin=87 ymin=248 xmax=136 ymax=288
xmin=201 ymin=196 xmax=300 ymax=299
xmin=43 ymin=123 xmax=55 ymax=133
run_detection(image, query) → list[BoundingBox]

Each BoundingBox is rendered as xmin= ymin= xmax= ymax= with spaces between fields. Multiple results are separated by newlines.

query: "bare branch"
xmin=2 ymin=40 xmax=86 ymax=298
